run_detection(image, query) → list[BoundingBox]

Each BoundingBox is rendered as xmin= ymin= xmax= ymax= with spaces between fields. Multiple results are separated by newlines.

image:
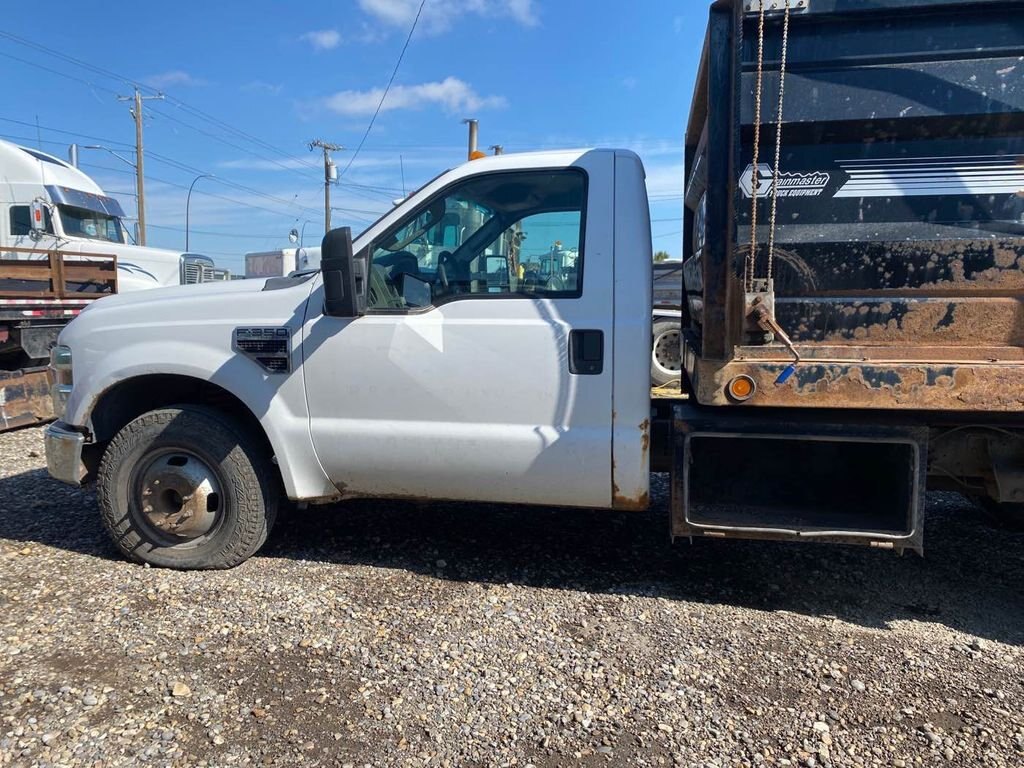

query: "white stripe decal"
xmin=835 ymin=157 xmax=1024 ymax=197
xmin=845 ymin=169 xmax=1023 ymax=178
xmin=836 ymin=184 xmax=1024 ymax=197
xmin=838 ymin=154 xmax=1020 ymax=164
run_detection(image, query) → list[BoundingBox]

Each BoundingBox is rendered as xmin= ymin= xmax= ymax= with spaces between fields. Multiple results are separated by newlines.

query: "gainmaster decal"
xmin=739 ymin=163 xmax=831 ymax=198
xmin=739 ymin=155 xmax=1024 ymax=201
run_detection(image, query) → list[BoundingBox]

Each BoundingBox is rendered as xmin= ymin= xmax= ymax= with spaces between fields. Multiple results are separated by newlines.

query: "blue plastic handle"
xmin=775 ymin=364 xmax=796 ymax=385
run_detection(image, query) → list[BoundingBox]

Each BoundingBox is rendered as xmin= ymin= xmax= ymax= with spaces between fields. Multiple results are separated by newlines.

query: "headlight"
xmin=49 ymin=345 xmax=73 ymax=418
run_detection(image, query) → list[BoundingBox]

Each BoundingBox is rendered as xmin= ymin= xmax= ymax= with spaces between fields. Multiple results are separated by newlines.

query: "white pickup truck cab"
xmin=0 ymin=139 xmax=226 ymax=290
xmin=44 ymin=149 xmax=653 ymax=568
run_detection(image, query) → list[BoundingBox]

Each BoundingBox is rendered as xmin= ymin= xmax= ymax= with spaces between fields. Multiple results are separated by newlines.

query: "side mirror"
xmin=29 ymin=200 xmax=48 ymax=240
xmin=321 ymin=227 xmax=366 ymax=317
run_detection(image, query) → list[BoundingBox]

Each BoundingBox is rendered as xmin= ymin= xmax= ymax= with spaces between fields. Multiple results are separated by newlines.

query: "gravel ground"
xmin=0 ymin=425 xmax=1022 ymax=768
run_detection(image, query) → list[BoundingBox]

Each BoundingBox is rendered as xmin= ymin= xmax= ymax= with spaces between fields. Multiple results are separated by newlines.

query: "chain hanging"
xmin=743 ymin=0 xmax=801 ymax=383
xmin=766 ymin=0 xmax=792 ymax=286
xmin=745 ymin=1 xmax=768 ymax=293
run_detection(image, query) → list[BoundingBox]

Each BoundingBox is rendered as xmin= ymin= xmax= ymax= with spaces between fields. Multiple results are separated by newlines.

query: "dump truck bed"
xmin=682 ymin=0 xmax=1024 ymax=411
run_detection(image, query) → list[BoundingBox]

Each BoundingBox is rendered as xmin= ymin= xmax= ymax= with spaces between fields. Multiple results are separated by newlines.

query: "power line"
xmin=0 ymin=50 xmax=121 ymax=98
xmin=0 ymin=37 xmax=397 ymax=222
xmin=0 ymin=31 xmax=400 ymax=198
xmin=339 ymin=0 xmax=426 ymax=178
xmin=0 ymin=51 xmax=403 ymax=202
xmin=0 ymin=66 xmax=327 ymax=208
xmin=0 ymin=32 xmax=325 ymax=186
xmin=144 ymin=105 xmax=322 ymax=184
xmin=79 ymin=161 xmax=326 ymax=221
xmin=147 ymin=223 xmax=291 ymax=240
xmin=0 ymin=31 xmax=135 ymax=89
xmin=0 ymin=118 xmax=132 ymax=150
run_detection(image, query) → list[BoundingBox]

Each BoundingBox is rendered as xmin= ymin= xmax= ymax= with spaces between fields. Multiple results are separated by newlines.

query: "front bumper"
xmin=44 ymin=421 xmax=86 ymax=486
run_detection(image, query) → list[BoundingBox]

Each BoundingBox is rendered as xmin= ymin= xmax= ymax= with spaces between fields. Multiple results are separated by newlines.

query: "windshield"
xmin=58 ymin=204 xmax=126 ymax=243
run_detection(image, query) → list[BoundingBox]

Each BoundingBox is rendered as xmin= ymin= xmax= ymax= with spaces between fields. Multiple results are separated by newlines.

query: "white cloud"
xmin=242 ymin=80 xmax=283 ymax=94
xmin=358 ymin=0 xmax=538 ymax=34
xmin=300 ymin=29 xmax=342 ymax=50
xmin=323 ymin=77 xmax=507 ymax=116
xmin=144 ymin=70 xmax=204 ymax=89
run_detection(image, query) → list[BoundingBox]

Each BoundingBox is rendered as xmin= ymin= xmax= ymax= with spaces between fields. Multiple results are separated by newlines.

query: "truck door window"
xmin=367 ymin=169 xmax=586 ymax=311
xmin=9 ymin=205 xmax=53 ymax=236
xmin=503 ymin=210 xmax=582 ymax=295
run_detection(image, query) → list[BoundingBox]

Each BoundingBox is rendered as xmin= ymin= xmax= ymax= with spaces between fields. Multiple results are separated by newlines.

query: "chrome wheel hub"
xmin=137 ymin=452 xmax=221 ymax=540
xmin=654 ymin=330 xmax=682 ymax=371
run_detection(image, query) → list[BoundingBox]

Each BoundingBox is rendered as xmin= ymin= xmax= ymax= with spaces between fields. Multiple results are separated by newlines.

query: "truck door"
xmin=5 ymin=203 xmax=56 ymax=254
xmin=302 ymin=155 xmax=615 ymax=507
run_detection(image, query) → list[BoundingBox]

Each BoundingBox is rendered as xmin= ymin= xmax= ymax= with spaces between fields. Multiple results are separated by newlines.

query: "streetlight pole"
xmin=83 ymin=144 xmax=136 ymax=169
xmin=82 ymin=145 xmax=138 ymax=240
xmin=185 ymin=174 xmax=213 ymax=252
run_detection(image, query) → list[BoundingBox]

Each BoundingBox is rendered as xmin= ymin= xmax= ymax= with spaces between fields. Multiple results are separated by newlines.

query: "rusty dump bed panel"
xmin=682 ymin=0 xmax=1024 ymax=411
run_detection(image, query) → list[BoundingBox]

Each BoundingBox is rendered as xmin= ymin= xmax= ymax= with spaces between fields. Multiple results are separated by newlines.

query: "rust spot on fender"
xmin=612 ymin=486 xmax=650 ymax=512
xmin=609 ymin=419 xmax=652 ymax=511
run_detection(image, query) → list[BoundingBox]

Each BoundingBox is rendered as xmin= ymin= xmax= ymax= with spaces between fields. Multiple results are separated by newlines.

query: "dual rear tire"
xmin=97 ymin=405 xmax=278 ymax=569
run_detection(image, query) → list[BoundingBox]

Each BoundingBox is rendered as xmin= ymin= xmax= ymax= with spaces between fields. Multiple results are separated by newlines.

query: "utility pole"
xmin=117 ymin=87 xmax=164 ymax=245
xmin=308 ymin=139 xmax=343 ymax=234
xmin=462 ymin=118 xmax=479 ymax=161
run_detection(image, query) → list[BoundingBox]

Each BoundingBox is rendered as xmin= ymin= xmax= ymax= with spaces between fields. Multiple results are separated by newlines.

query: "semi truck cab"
xmin=0 ymin=139 xmax=228 ymax=290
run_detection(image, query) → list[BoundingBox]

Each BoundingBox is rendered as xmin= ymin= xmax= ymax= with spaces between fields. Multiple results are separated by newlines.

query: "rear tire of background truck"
xmin=651 ymin=319 xmax=683 ymax=387
xmin=97 ymin=405 xmax=278 ymax=570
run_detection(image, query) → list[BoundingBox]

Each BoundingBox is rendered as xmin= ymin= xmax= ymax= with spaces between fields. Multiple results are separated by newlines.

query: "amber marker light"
xmin=727 ymin=375 xmax=757 ymax=402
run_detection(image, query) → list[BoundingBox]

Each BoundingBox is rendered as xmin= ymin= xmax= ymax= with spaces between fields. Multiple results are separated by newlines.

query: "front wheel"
xmin=97 ymin=405 xmax=278 ymax=569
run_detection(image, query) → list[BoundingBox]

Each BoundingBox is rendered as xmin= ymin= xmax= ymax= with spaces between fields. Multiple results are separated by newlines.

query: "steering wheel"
xmin=436 ymin=250 xmax=453 ymax=291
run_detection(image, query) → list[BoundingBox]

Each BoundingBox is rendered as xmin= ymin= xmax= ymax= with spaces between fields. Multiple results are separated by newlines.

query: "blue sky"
xmin=0 ymin=0 xmax=703 ymax=272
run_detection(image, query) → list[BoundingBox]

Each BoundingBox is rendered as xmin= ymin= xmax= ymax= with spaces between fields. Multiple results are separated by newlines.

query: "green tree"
xmin=653 ymin=250 xmax=672 ymax=263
